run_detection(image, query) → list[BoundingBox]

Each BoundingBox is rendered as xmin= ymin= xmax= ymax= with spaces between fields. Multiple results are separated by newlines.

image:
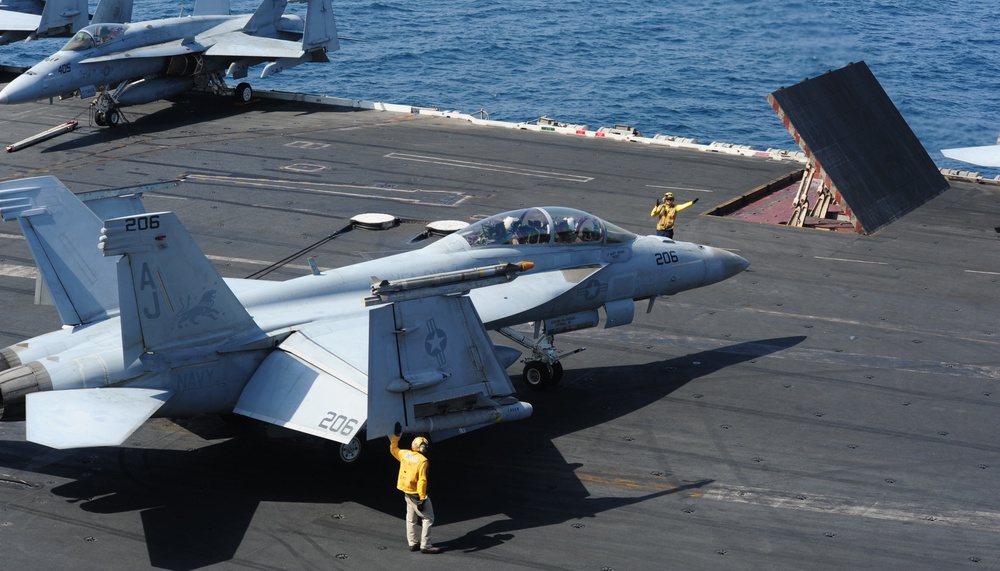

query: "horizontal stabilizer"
xmin=26 ymin=388 xmax=171 ymax=449
xmin=234 ymin=316 xmax=369 ymax=444
xmin=941 ymin=145 xmax=1000 ymax=168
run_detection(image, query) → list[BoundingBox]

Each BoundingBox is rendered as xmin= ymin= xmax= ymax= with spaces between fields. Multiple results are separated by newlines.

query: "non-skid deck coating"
xmin=1 ymin=88 xmax=999 ymax=571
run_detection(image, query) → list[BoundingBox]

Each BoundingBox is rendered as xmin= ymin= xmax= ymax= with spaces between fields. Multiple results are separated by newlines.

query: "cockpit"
xmin=455 ymin=207 xmax=635 ymax=247
xmin=62 ymin=24 xmax=128 ymax=51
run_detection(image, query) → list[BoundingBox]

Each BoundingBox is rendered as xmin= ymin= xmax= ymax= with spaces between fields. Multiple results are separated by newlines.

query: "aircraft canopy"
xmin=455 ymin=207 xmax=635 ymax=247
xmin=63 ymin=24 xmax=128 ymax=51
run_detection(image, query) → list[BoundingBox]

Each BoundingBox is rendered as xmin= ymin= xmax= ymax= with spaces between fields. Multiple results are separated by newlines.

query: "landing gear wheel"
xmin=328 ymin=428 xmax=366 ymax=468
xmin=105 ymin=108 xmax=120 ymax=127
xmin=550 ymin=361 xmax=564 ymax=385
xmin=95 ymin=111 xmax=107 ymax=126
xmin=523 ymin=361 xmax=557 ymax=389
xmin=234 ymin=82 xmax=252 ymax=103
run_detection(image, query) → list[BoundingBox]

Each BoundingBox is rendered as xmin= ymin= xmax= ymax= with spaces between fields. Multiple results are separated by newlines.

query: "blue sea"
xmin=3 ymin=0 xmax=998 ymax=177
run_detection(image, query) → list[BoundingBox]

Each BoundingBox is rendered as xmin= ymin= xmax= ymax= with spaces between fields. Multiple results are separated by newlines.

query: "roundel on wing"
xmin=425 ymin=327 xmax=448 ymax=357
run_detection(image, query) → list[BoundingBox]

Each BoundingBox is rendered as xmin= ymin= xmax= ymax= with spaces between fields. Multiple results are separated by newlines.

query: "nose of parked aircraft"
xmin=0 ymin=70 xmax=46 ymax=105
xmin=702 ymin=245 xmax=749 ymax=285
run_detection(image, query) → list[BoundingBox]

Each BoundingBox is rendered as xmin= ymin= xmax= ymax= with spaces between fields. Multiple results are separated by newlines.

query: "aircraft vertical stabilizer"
xmin=243 ymin=0 xmax=288 ymax=33
xmin=35 ymin=0 xmax=88 ymax=37
xmin=92 ymin=0 xmax=135 ymax=24
xmin=0 ymin=177 xmax=120 ymax=326
xmin=100 ymin=212 xmax=258 ymax=360
xmin=303 ymin=0 xmax=339 ymax=53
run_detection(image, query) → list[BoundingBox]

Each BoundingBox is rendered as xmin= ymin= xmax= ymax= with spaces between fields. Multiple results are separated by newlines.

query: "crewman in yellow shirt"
xmin=390 ymin=422 xmax=443 ymax=554
xmin=651 ymin=192 xmax=698 ymax=238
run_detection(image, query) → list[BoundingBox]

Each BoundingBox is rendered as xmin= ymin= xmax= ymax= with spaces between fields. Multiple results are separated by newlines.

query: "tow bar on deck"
xmin=6 ymin=121 xmax=78 ymax=153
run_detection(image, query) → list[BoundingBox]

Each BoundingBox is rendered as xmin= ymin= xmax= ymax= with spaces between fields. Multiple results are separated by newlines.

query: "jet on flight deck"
xmin=0 ymin=0 xmax=338 ymax=126
xmin=0 ymin=176 xmax=748 ymax=463
xmin=0 ymin=0 xmax=132 ymax=44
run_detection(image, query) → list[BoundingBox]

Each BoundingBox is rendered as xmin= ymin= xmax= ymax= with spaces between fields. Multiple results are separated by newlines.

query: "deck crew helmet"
xmin=411 ymin=436 xmax=429 ymax=453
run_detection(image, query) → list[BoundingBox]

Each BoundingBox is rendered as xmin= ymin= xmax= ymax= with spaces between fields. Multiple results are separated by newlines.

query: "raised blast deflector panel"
xmin=768 ymin=61 xmax=948 ymax=234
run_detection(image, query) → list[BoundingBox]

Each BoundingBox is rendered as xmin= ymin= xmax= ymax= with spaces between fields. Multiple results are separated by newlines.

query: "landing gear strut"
xmin=92 ymin=87 xmax=126 ymax=128
xmin=499 ymin=326 xmax=584 ymax=390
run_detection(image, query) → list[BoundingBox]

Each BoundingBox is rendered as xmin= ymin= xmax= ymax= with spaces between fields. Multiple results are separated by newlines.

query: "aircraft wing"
xmin=235 ymin=285 xmax=531 ymax=444
xmin=26 ymin=388 xmax=172 ymax=449
xmin=0 ymin=11 xmax=42 ymax=31
xmin=202 ymin=34 xmax=305 ymax=59
xmin=469 ymin=264 xmax=605 ymax=325
xmin=941 ymin=145 xmax=1000 ymax=168
xmin=233 ymin=314 xmax=369 ymax=444
xmin=81 ymin=41 xmax=211 ymax=64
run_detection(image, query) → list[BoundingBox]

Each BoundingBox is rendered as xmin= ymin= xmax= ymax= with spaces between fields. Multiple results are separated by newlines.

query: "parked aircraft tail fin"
xmin=92 ymin=0 xmax=135 ymax=24
xmin=36 ymin=0 xmax=88 ymax=38
xmin=303 ymin=0 xmax=339 ymax=53
xmin=0 ymin=176 xmax=126 ymax=326
xmin=100 ymin=211 xmax=257 ymax=362
xmin=244 ymin=0 xmax=288 ymax=33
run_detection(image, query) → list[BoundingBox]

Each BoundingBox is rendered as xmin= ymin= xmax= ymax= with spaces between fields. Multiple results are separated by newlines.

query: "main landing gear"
xmin=498 ymin=326 xmax=586 ymax=390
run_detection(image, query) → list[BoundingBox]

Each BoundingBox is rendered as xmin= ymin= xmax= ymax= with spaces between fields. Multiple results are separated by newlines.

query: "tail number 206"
xmin=319 ymin=412 xmax=360 ymax=436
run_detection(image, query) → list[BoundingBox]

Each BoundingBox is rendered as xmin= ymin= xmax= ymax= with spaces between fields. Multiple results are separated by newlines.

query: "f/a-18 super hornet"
xmin=0 ymin=176 xmax=748 ymax=463
xmin=0 ymin=0 xmax=132 ymax=44
xmin=0 ymin=0 xmax=338 ymax=126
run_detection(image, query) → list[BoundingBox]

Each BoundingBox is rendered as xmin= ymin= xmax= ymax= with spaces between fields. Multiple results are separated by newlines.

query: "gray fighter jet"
xmin=0 ymin=0 xmax=132 ymax=44
xmin=0 ymin=176 xmax=748 ymax=463
xmin=0 ymin=0 xmax=338 ymax=126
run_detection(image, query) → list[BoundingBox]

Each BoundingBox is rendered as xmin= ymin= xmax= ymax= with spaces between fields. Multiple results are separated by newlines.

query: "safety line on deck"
xmin=814 ymin=256 xmax=888 ymax=265
xmin=385 ymin=152 xmax=593 ymax=182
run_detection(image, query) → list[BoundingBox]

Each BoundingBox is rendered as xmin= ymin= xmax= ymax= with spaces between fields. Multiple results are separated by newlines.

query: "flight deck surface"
xmin=1 ymin=89 xmax=998 ymax=570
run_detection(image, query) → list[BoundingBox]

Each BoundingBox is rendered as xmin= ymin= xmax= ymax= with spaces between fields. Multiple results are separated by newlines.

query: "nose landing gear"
xmin=499 ymin=326 xmax=585 ymax=390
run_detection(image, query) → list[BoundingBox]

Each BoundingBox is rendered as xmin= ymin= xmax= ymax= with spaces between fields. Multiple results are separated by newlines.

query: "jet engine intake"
xmin=166 ymin=54 xmax=203 ymax=77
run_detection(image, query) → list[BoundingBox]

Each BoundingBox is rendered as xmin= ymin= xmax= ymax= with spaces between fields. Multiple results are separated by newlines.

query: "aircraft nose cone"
xmin=0 ymin=90 xmax=9 ymax=105
xmin=703 ymin=246 xmax=749 ymax=285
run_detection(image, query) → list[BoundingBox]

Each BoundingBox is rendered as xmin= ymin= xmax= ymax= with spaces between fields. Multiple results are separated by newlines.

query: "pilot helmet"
xmin=663 ymin=192 xmax=675 ymax=201
xmin=503 ymin=216 xmax=519 ymax=230
xmin=411 ymin=436 xmax=429 ymax=453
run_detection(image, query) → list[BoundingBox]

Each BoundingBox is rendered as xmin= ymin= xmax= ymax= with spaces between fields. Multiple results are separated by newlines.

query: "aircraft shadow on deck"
xmin=26 ymin=336 xmax=804 ymax=569
xmin=36 ymin=94 xmax=364 ymax=153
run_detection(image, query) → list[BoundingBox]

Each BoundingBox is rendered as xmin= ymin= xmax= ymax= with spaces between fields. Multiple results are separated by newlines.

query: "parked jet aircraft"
xmin=0 ymin=176 xmax=748 ymax=463
xmin=1 ymin=0 xmax=85 ymax=44
xmin=0 ymin=0 xmax=338 ymax=126
xmin=0 ymin=0 xmax=132 ymax=44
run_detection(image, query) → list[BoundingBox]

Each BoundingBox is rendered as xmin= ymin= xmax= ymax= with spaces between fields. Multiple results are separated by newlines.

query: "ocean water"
xmin=3 ymin=0 xmax=998 ymax=177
